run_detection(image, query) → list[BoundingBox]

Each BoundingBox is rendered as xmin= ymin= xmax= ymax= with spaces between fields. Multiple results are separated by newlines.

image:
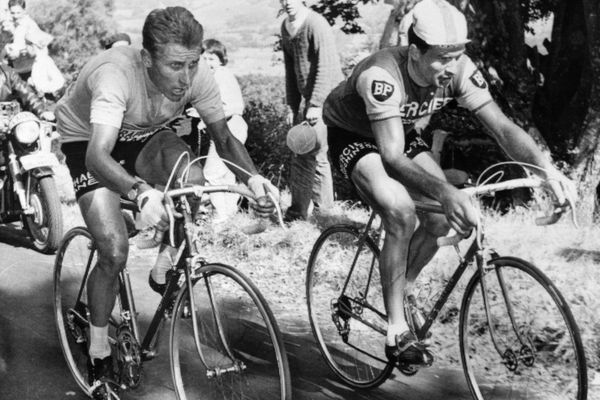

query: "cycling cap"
xmin=286 ymin=121 xmax=317 ymax=155
xmin=412 ymin=0 xmax=469 ymax=47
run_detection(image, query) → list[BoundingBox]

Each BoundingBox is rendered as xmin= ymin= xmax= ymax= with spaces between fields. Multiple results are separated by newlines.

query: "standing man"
xmin=57 ymin=7 xmax=275 ymax=399
xmin=280 ymin=0 xmax=343 ymax=222
xmin=323 ymin=0 xmax=575 ymax=368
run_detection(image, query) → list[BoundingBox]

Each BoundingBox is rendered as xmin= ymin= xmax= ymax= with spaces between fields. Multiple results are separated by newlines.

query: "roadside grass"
xmin=170 ymin=201 xmax=600 ymax=397
xmin=58 ymin=171 xmax=600 ymax=397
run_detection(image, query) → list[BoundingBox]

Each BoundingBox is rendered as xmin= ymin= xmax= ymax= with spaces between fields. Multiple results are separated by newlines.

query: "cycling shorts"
xmin=61 ymin=131 xmax=159 ymax=200
xmin=328 ymin=125 xmax=430 ymax=180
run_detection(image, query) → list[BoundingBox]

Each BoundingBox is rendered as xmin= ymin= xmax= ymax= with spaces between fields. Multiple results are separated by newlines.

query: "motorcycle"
xmin=0 ymin=101 xmax=63 ymax=253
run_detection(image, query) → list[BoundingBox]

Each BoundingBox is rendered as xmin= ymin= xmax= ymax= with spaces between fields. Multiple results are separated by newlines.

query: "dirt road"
xmin=0 ymin=222 xmax=484 ymax=400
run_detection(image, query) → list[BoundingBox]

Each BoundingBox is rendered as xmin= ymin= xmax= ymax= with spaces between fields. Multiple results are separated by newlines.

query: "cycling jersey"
xmin=323 ymin=47 xmax=492 ymax=136
xmin=56 ymin=46 xmax=224 ymax=144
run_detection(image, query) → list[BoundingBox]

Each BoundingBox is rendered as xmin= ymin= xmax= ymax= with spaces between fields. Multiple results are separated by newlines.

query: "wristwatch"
xmin=126 ymin=180 xmax=146 ymax=201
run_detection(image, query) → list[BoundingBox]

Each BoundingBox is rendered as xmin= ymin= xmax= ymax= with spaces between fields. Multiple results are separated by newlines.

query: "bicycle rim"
xmin=306 ymin=225 xmax=393 ymax=389
xmin=170 ymin=263 xmax=291 ymax=400
xmin=53 ymin=227 xmax=96 ymax=395
xmin=459 ymin=256 xmax=587 ymax=400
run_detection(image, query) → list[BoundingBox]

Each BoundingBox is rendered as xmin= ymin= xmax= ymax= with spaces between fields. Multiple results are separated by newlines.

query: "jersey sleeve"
xmin=355 ymin=66 xmax=404 ymax=121
xmin=454 ymin=56 xmax=493 ymax=112
xmin=189 ymin=59 xmax=226 ymax=124
xmin=87 ymin=63 xmax=128 ymax=129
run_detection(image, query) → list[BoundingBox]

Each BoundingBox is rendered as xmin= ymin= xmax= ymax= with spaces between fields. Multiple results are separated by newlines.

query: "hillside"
xmin=113 ymin=0 xmax=391 ymax=76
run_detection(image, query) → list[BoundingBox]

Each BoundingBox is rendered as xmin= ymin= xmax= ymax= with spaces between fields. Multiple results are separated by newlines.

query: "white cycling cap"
xmin=411 ymin=0 xmax=470 ymax=47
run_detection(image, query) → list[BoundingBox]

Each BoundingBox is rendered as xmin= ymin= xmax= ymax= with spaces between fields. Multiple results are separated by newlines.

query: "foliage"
xmin=311 ymin=0 xmax=377 ymax=34
xmin=238 ymin=74 xmax=292 ymax=189
xmin=27 ymin=0 xmax=117 ymax=83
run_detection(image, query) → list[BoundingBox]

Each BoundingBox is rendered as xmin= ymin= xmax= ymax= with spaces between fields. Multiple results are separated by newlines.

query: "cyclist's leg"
xmin=405 ymin=151 xmax=450 ymax=284
xmin=351 ymin=152 xmax=416 ymax=341
xmin=135 ymin=128 xmax=205 ymax=186
xmin=77 ymin=187 xmax=128 ymax=394
xmin=78 ymin=188 xmax=128 ymax=333
xmin=135 ymin=129 xmax=204 ymax=288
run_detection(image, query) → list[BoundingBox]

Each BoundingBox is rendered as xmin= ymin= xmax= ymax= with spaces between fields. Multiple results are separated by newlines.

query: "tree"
xmin=28 ymin=0 xmax=117 ymax=82
xmin=570 ymin=0 xmax=600 ymax=216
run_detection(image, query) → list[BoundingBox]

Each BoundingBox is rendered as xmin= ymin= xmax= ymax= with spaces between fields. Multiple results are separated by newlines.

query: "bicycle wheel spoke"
xmin=460 ymin=257 xmax=586 ymax=400
xmin=171 ymin=263 xmax=290 ymax=400
xmin=306 ymin=226 xmax=393 ymax=389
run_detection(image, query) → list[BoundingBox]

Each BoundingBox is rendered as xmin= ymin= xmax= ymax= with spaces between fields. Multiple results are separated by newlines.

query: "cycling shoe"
xmin=87 ymin=355 xmax=120 ymax=399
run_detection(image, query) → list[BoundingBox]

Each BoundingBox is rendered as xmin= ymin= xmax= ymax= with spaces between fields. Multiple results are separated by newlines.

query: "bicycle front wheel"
xmin=170 ymin=263 xmax=291 ymax=400
xmin=306 ymin=225 xmax=393 ymax=389
xmin=460 ymin=256 xmax=587 ymax=400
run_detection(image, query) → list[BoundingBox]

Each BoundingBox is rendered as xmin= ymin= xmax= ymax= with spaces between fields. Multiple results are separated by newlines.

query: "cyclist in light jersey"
xmin=57 ymin=7 xmax=276 ymax=399
xmin=323 ymin=0 xmax=575 ymax=368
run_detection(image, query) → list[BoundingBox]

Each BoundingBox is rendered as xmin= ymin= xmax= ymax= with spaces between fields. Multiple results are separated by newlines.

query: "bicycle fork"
xmin=477 ymin=252 xmax=535 ymax=372
xmin=187 ymin=255 xmax=246 ymax=379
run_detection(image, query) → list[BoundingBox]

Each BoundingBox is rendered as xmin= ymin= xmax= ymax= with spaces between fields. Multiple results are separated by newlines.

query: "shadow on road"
xmin=0 ymin=223 xmax=37 ymax=251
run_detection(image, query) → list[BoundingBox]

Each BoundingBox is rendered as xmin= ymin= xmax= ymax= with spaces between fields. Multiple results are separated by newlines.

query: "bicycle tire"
xmin=459 ymin=256 xmax=587 ymax=400
xmin=306 ymin=225 xmax=394 ymax=389
xmin=54 ymin=227 xmax=126 ymax=396
xmin=170 ymin=263 xmax=291 ymax=400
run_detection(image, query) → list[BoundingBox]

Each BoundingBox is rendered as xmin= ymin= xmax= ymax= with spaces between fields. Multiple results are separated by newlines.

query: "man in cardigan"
xmin=280 ymin=0 xmax=343 ymax=222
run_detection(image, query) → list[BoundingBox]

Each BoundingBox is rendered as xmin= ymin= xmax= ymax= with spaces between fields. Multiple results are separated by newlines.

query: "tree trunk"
xmin=532 ymin=0 xmax=589 ymax=159
xmin=572 ymin=0 xmax=600 ymax=219
xmin=500 ymin=0 xmax=526 ymax=69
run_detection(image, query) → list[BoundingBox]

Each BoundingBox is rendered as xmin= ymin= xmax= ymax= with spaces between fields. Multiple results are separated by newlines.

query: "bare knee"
xmin=96 ymin=238 xmax=128 ymax=277
xmin=381 ymin=202 xmax=417 ymax=238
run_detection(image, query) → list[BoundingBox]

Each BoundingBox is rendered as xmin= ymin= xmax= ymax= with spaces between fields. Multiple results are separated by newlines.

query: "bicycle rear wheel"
xmin=460 ymin=256 xmax=587 ymax=400
xmin=170 ymin=263 xmax=291 ymax=400
xmin=54 ymin=227 xmax=97 ymax=395
xmin=54 ymin=227 xmax=128 ymax=395
xmin=306 ymin=225 xmax=393 ymax=389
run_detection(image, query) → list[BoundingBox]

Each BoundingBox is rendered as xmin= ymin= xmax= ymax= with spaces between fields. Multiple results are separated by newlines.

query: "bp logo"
xmin=371 ymin=80 xmax=394 ymax=101
xmin=469 ymin=70 xmax=488 ymax=89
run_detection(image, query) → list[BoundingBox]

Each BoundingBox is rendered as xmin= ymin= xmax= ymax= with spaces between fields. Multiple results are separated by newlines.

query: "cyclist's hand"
xmin=439 ymin=186 xmax=479 ymax=236
xmin=247 ymin=175 xmax=279 ymax=217
xmin=305 ymin=106 xmax=322 ymax=126
xmin=545 ymin=169 xmax=577 ymax=207
xmin=137 ymin=188 xmax=169 ymax=231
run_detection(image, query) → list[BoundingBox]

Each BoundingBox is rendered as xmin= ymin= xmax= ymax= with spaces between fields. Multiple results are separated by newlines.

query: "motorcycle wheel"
xmin=23 ymin=175 xmax=63 ymax=254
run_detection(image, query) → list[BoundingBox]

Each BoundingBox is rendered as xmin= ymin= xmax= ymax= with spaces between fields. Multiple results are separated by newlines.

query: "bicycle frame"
xmin=335 ymin=176 xmax=566 ymax=360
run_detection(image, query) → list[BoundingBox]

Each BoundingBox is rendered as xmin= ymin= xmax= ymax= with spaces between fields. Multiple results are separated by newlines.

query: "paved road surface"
xmin=0 ymin=223 xmax=477 ymax=400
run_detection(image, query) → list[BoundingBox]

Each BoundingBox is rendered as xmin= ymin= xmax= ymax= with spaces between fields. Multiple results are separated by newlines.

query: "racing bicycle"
xmin=53 ymin=167 xmax=292 ymax=400
xmin=306 ymin=169 xmax=587 ymax=400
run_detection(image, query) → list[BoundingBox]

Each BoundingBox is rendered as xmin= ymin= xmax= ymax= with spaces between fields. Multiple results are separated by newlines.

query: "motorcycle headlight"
xmin=10 ymin=112 xmax=40 ymax=145
xmin=14 ymin=120 xmax=40 ymax=144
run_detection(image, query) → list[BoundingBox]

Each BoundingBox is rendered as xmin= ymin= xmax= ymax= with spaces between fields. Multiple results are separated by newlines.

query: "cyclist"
xmin=322 ymin=0 xmax=575 ymax=369
xmin=57 ymin=7 xmax=276 ymax=399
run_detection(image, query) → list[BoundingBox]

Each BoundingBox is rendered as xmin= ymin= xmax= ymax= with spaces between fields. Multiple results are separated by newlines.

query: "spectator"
xmin=3 ymin=0 xmax=53 ymax=81
xmin=280 ymin=0 xmax=343 ymax=222
xmin=102 ymin=32 xmax=131 ymax=50
xmin=201 ymin=38 xmax=249 ymax=225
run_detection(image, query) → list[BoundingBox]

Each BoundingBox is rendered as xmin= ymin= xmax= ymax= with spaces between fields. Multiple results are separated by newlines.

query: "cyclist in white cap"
xmin=322 ymin=0 xmax=575 ymax=368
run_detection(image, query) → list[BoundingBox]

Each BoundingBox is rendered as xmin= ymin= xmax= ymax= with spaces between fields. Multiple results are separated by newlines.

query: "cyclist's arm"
xmin=474 ymin=101 xmax=554 ymax=173
xmin=205 ymin=117 xmax=258 ymax=184
xmin=85 ymin=123 xmax=151 ymax=196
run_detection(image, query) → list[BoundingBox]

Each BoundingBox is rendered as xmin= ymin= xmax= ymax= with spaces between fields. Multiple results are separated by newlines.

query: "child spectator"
xmin=201 ymin=38 xmax=249 ymax=225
